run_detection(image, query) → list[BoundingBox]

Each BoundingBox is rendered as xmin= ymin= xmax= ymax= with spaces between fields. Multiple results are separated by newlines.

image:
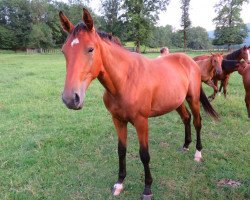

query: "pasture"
xmin=0 ymin=52 xmax=249 ymax=199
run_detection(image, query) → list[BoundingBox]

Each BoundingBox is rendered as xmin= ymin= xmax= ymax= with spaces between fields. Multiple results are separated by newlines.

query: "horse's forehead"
xmin=71 ymin=38 xmax=79 ymax=47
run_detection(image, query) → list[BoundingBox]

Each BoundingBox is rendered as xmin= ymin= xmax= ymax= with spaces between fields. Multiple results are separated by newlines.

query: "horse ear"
xmin=243 ymin=45 xmax=247 ymax=50
xmin=59 ymin=11 xmax=74 ymax=33
xmin=210 ymin=52 xmax=214 ymax=56
xmin=83 ymin=8 xmax=94 ymax=31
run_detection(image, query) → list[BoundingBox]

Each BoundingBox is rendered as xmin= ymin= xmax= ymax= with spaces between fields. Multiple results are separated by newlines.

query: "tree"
xmin=146 ymin=25 xmax=173 ymax=48
xmin=0 ymin=0 xmax=32 ymax=49
xmin=187 ymin=27 xmax=211 ymax=49
xmin=180 ymin=0 xmax=191 ymax=51
xmin=0 ymin=25 xmax=16 ymax=49
xmin=213 ymin=0 xmax=249 ymax=50
xmin=122 ymin=0 xmax=170 ymax=52
xmin=100 ymin=0 xmax=123 ymax=36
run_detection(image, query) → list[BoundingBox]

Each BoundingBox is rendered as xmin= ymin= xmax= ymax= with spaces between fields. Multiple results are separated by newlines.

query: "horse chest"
xmin=103 ymin=92 xmax=148 ymax=120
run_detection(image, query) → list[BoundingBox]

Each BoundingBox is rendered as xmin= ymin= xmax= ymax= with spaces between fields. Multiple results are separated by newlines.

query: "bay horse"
xmin=59 ymin=8 xmax=219 ymax=199
xmin=194 ymin=46 xmax=250 ymax=100
xmin=195 ymin=53 xmax=223 ymax=91
xmin=237 ymin=61 xmax=250 ymax=118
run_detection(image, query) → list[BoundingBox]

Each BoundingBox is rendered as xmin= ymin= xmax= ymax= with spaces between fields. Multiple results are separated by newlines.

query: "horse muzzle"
xmin=62 ymin=91 xmax=85 ymax=110
xmin=216 ymin=68 xmax=222 ymax=76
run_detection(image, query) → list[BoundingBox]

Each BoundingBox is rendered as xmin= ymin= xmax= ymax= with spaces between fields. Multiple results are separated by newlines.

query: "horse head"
xmin=211 ymin=53 xmax=223 ymax=76
xmin=241 ymin=45 xmax=250 ymax=62
xmin=59 ymin=8 xmax=103 ymax=110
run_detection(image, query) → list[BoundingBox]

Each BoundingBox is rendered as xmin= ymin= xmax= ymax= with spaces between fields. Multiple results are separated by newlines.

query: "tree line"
xmin=0 ymin=0 xmax=248 ymax=51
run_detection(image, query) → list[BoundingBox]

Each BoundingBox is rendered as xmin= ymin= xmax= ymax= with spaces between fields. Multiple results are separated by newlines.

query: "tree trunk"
xmin=184 ymin=29 xmax=187 ymax=52
xmin=135 ymin=40 xmax=141 ymax=53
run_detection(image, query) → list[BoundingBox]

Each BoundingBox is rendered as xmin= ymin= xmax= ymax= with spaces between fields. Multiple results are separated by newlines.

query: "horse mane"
xmin=72 ymin=22 xmax=122 ymax=46
xmin=225 ymin=49 xmax=241 ymax=60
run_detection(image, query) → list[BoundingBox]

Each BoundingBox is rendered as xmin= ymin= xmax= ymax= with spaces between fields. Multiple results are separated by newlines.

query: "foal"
xmin=195 ymin=53 xmax=223 ymax=91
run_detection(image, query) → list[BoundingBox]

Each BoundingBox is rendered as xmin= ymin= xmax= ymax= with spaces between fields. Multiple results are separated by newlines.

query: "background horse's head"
xmin=211 ymin=53 xmax=223 ymax=76
xmin=59 ymin=9 xmax=102 ymax=110
xmin=240 ymin=46 xmax=250 ymax=62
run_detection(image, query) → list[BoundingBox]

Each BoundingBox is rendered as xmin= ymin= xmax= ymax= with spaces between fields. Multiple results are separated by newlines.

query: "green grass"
xmin=0 ymin=52 xmax=249 ymax=200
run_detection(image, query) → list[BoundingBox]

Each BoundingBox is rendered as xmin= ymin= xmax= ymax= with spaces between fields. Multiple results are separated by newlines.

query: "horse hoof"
xmin=194 ymin=157 xmax=202 ymax=162
xmin=182 ymin=147 xmax=189 ymax=152
xmin=111 ymin=183 xmax=123 ymax=196
xmin=141 ymin=194 xmax=153 ymax=200
xmin=194 ymin=150 xmax=202 ymax=162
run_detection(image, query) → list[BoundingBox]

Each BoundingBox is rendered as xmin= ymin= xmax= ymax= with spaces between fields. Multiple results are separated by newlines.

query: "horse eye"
xmin=88 ymin=47 xmax=94 ymax=53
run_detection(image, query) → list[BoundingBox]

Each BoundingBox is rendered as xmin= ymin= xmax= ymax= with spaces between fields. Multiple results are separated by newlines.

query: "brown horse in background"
xmin=194 ymin=46 xmax=250 ymax=100
xmin=195 ymin=53 xmax=223 ymax=91
xmin=59 ymin=8 xmax=219 ymax=199
xmin=238 ymin=61 xmax=250 ymax=118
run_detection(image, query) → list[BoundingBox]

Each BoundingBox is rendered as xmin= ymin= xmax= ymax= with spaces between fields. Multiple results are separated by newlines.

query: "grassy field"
xmin=0 ymin=52 xmax=249 ymax=200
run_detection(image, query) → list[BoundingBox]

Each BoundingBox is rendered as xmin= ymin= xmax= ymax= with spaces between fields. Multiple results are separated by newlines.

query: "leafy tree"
xmin=0 ymin=25 xmax=16 ymax=49
xmin=122 ymin=0 xmax=170 ymax=52
xmin=100 ymin=0 xmax=123 ymax=37
xmin=28 ymin=23 xmax=53 ymax=48
xmin=187 ymin=26 xmax=211 ymax=49
xmin=171 ymin=30 xmax=184 ymax=48
xmin=0 ymin=0 xmax=32 ymax=49
xmin=180 ymin=0 xmax=191 ymax=50
xmin=147 ymin=25 xmax=173 ymax=48
xmin=213 ymin=0 xmax=249 ymax=50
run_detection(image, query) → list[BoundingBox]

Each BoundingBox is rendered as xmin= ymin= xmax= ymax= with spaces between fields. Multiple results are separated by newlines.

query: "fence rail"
xmin=23 ymin=47 xmax=230 ymax=54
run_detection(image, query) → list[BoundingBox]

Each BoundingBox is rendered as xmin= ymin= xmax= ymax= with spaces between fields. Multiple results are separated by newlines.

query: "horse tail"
xmin=200 ymin=87 xmax=219 ymax=121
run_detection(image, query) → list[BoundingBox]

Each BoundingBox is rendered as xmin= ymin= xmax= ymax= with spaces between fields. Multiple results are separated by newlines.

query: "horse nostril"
xmin=74 ymin=93 xmax=80 ymax=105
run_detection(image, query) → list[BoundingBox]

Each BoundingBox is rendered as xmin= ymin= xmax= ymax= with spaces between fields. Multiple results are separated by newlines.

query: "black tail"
xmin=200 ymin=87 xmax=219 ymax=121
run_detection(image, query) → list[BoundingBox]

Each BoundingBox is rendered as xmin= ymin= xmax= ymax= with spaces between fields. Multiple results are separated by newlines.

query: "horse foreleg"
xmin=245 ymin=92 xmax=250 ymax=118
xmin=223 ymin=75 xmax=230 ymax=98
xmin=186 ymin=97 xmax=202 ymax=162
xmin=208 ymin=79 xmax=218 ymax=101
xmin=134 ymin=116 xmax=153 ymax=200
xmin=111 ymin=117 xmax=128 ymax=196
xmin=176 ymin=104 xmax=192 ymax=151
xmin=205 ymin=79 xmax=218 ymax=92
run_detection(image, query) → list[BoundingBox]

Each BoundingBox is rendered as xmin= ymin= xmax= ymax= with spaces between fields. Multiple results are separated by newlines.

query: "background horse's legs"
xmin=111 ymin=117 xmax=128 ymax=196
xmin=134 ymin=116 xmax=153 ymax=200
xmin=176 ymin=104 xmax=192 ymax=150
xmin=222 ymin=75 xmax=230 ymax=98
xmin=186 ymin=97 xmax=202 ymax=162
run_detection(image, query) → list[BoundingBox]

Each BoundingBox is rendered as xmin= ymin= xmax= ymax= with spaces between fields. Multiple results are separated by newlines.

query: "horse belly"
xmin=150 ymin=79 xmax=188 ymax=117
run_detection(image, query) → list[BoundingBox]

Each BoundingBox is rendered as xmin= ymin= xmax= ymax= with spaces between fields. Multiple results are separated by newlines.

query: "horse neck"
xmin=225 ymin=49 xmax=241 ymax=61
xmin=203 ymin=57 xmax=214 ymax=73
xmin=97 ymin=38 xmax=134 ymax=95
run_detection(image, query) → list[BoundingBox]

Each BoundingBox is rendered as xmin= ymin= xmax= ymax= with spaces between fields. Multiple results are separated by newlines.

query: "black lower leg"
xmin=195 ymin=115 xmax=202 ymax=151
xmin=117 ymin=141 xmax=126 ymax=183
xmin=183 ymin=114 xmax=192 ymax=149
xmin=139 ymin=147 xmax=152 ymax=195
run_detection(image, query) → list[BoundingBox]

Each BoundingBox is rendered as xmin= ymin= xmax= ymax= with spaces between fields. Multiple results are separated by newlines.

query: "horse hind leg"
xmin=176 ymin=103 xmax=192 ymax=151
xmin=186 ymin=96 xmax=202 ymax=162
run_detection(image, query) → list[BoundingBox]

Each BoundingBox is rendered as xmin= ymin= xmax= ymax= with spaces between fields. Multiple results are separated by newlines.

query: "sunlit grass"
xmin=0 ymin=52 xmax=249 ymax=199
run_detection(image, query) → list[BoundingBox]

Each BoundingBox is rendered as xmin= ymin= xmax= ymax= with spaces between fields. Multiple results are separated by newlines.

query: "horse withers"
xmin=59 ymin=8 xmax=219 ymax=199
xmin=238 ymin=61 xmax=250 ymax=118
